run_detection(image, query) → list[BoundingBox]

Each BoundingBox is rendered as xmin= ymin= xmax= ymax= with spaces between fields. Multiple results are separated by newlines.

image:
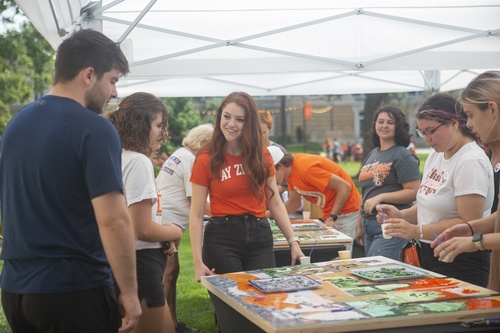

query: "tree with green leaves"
xmin=0 ymin=1 xmax=54 ymax=135
xmin=160 ymin=97 xmax=206 ymax=155
xmin=0 ymin=0 xmax=20 ymax=22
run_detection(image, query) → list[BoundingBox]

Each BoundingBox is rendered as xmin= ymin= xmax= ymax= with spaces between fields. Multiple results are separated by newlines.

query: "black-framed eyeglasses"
xmin=416 ymin=123 xmax=444 ymax=138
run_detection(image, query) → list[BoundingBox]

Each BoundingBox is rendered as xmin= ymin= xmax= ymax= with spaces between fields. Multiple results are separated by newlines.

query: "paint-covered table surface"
xmin=201 ymin=256 xmax=500 ymax=333
xmin=271 ymin=218 xmax=353 ymax=249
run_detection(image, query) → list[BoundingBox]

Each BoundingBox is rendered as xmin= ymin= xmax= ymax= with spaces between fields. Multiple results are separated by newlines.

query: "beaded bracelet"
xmin=288 ymin=236 xmax=300 ymax=245
xmin=465 ymin=222 xmax=474 ymax=235
xmin=419 ymin=224 xmax=424 ymax=240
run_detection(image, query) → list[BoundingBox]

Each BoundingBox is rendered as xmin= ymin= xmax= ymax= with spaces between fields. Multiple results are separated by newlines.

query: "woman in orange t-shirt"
xmin=189 ymin=92 xmax=303 ymax=285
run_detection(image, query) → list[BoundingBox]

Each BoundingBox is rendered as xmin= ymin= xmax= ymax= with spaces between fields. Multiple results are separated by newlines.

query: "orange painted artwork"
xmin=202 ymin=256 xmax=500 ymax=332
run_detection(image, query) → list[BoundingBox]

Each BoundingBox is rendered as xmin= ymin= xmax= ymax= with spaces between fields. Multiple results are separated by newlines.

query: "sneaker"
xmin=175 ymin=320 xmax=199 ymax=333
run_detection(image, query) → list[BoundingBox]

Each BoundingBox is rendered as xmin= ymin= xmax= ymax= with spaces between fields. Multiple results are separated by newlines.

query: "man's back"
xmin=0 ymin=95 xmax=123 ymax=294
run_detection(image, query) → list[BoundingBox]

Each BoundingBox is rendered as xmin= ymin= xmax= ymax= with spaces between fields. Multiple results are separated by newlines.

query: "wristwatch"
xmin=329 ymin=214 xmax=338 ymax=221
xmin=472 ymin=233 xmax=485 ymax=251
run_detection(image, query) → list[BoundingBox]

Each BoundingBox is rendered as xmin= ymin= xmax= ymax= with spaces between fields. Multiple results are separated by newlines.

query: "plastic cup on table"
xmin=338 ymin=250 xmax=351 ymax=260
xmin=302 ymin=211 xmax=311 ymax=220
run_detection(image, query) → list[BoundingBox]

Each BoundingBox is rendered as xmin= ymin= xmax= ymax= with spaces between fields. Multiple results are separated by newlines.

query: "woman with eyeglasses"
xmin=378 ymin=93 xmax=493 ymax=287
xmin=355 ymin=106 xmax=421 ymax=261
xmin=430 ymin=71 xmax=500 ymax=292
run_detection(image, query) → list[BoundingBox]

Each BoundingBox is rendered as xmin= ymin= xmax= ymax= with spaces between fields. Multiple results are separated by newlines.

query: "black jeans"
xmin=202 ymin=214 xmax=276 ymax=274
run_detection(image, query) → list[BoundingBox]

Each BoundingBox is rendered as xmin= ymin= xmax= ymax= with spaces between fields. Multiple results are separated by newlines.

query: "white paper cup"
xmin=302 ymin=211 xmax=311 ymax=220
xmin=299 ymin=256 xmax=311 ymax=265
xmin=381 ymin=223 xmax=392 ymax=239
xmin=338 ymin=250 xmax=351 ymax=260
xmin=440 ymin=250 xmax=453 ymax=263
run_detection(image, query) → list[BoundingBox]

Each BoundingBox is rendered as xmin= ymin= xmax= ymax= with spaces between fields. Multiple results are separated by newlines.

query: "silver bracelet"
xmin=287 ymin=236 xmax=300 ymax=245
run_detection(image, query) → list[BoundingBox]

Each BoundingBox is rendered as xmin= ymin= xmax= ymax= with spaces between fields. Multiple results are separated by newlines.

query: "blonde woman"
xmin=432 ymin=71 xmax=500 ymax=292
xmin=157 ymin=123 xmax=213 ymax=332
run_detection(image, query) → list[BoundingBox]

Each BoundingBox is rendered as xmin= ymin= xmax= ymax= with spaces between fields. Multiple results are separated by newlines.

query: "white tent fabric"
xmin=14 ymin=0 xmax=500 ymax=97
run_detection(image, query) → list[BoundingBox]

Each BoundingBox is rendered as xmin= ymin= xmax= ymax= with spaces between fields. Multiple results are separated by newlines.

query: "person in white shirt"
xmin=108 ymin=92 xmax=182 ymax=333
xmin=379 ymin=93 xmax=493 ymax=287
xmin=156 ymin=123 xmax=213 ymax=332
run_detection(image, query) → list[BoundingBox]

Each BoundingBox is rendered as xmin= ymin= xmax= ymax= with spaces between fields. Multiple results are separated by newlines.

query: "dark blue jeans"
xmin=202 ymin=214 xmax=276 ymax=274
xmin=362 ymin=216 xmax=407 ymax=261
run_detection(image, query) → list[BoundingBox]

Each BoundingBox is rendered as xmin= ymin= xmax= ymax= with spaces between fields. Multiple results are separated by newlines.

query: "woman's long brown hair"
xmin=204 ymin=92 xmax=270 ymax=202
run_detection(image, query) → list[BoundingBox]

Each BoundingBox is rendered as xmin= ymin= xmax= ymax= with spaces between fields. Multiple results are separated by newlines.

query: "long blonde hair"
xmin=461 ymin=70 xmax=500 ymax=292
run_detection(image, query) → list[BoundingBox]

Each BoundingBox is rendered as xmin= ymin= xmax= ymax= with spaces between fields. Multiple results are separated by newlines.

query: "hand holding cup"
xmin=380 ymin=209 xmax=392 ymax=239
xmin=299 ymin=256 xmax=311 ymax=265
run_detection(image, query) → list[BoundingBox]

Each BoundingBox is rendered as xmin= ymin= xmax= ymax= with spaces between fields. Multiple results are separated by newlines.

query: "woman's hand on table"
xmin=194 ymin=262 xmax=215 ymax=282
xmin=324 ymin=216 xmax=339 ymax=230
xmin=290 ymin=242 xmax=305 ymax=266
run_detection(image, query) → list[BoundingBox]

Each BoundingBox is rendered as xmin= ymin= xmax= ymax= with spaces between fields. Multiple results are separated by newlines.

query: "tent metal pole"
xmin=48 ymin=0 xmax=67 ymax=36
xmin=280 ymin=96 xmax=287 ymax=149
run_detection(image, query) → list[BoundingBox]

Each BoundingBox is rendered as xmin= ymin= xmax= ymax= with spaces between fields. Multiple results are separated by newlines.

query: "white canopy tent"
xmin=14 ymin=0 xmax=500 ymax=97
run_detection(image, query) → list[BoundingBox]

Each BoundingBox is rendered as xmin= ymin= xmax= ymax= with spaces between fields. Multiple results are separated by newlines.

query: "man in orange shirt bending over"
xmin=267 ymin=147 xmax=361 ymax=249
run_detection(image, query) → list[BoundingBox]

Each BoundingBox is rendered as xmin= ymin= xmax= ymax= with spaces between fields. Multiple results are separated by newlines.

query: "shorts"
xmin=1 ymin=286 xmax=120 ymax=333
xmin=136 ymin=248 xmax=167 ymax=307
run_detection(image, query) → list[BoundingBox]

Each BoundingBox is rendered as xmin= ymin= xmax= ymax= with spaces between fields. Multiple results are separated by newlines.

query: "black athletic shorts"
xmin=1 ymin=286 xmax=120 ymax=333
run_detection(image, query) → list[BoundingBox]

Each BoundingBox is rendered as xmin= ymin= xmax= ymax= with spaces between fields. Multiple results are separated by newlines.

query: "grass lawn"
xmin=0 ymin=152 xmax=428 ymax=332
xmin=0 ymin=260 xmax=10 ymax=333
xmin=173 ymin=234 xmax=216 ymax=332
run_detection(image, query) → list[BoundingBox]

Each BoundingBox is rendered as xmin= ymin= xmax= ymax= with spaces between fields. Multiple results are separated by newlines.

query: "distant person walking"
xmin=332 ymin=138 xmax=343 ymax=162
xmin=322 ymin=139 xmax=332 ymax=159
